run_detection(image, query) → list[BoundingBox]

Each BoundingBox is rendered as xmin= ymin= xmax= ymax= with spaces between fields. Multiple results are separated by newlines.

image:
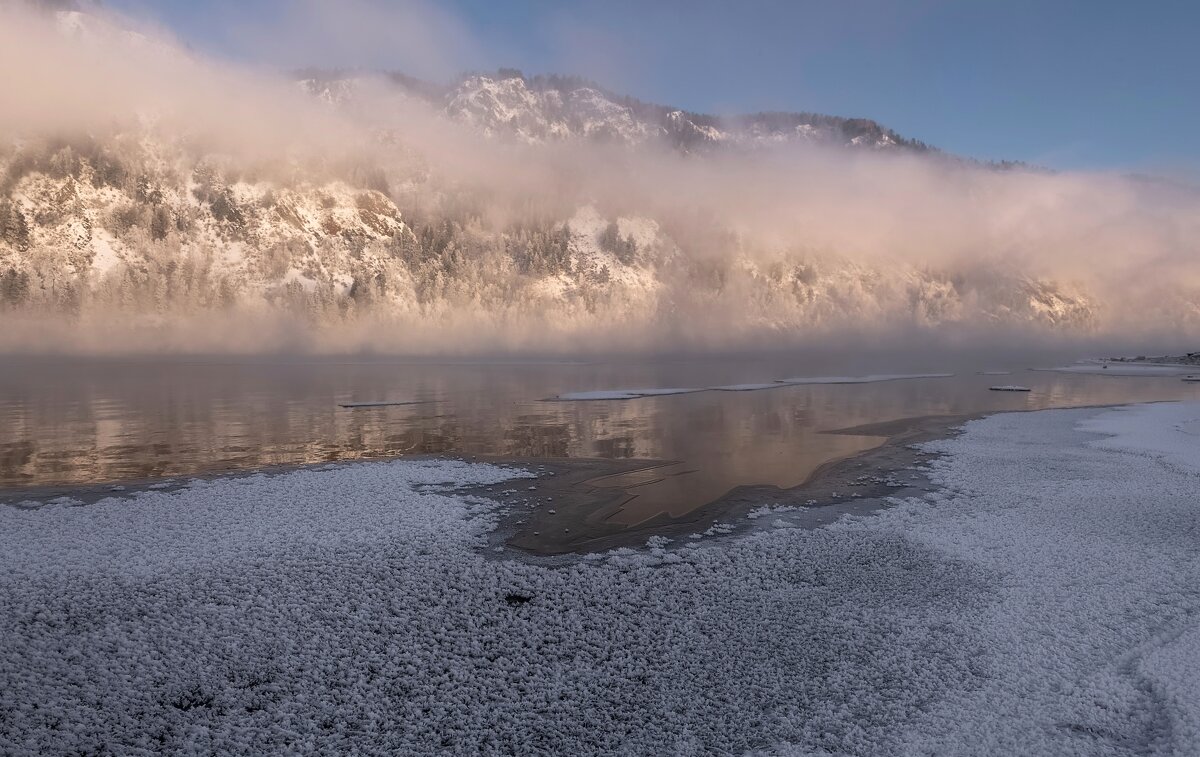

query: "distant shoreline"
xmin=1106 ymin=352 xmax=1200 ymax=367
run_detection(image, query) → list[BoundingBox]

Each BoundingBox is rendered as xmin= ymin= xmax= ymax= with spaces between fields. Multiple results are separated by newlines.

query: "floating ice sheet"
xmin=551 ymin=387 xmax=703 ymax=400
xmin=708 ymin=383 xmax=785 ymax=391
xmin=776 ymin=373 xmax=954 ymax=385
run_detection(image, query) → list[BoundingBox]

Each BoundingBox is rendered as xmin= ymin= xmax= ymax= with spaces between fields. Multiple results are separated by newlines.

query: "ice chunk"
xmin=708 ymin=383 xmax=787 ymax=391
xmin=551 ymin=387 xmax=702 ymax=401
xmin=776 ymin=373 xmax=954 ymax=385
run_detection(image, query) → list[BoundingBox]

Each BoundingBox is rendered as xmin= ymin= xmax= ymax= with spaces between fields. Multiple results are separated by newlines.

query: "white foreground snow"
xmin=3 ymin=403 xmax=1200 ymax=755
xmin=860 ymin=401 xmax=1200 ymax=756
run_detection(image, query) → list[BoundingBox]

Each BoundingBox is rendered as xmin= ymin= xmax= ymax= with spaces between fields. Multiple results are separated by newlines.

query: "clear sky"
xmin=106 ymin=0 xmax=1200 ymax=172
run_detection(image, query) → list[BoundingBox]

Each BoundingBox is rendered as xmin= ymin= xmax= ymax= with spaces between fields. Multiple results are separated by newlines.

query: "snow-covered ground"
xmin=2 ymin=403 xmax=1200 ymax=754
xmin=875 ymin=402 xmax=1200 ymax=756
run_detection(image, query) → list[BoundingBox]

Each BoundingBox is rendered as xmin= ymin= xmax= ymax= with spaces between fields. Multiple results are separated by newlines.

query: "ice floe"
xmin=709 ymin=382 xmax=786 ymax=391
xmin=551 ymin=387 xmax=703 ymax=400
xmin=775 ymin=373 xmax=954 ymax=384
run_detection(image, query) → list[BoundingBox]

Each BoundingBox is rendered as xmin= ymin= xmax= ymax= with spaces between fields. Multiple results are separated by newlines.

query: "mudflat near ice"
xmin=3 ymin=402 xmax=1199 ymax=755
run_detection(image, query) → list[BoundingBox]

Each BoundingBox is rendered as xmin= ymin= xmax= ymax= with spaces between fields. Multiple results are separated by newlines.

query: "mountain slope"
xmin=0 ymin=132 xmax=1101 ymax=352
xmin=300 ymin=69 xmax=932 ymax=153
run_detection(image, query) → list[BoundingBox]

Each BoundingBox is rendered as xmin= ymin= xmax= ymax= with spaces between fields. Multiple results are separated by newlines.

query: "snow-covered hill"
xmin=0 ymin=132 xmax=1100 ymax=352
xmin=299 ymin=70 xmax=926 ymax=153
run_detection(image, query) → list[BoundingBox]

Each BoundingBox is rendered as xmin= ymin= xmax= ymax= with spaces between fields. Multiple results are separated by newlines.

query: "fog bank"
xmin=0 ymin=3 xmax=1196 ymax=355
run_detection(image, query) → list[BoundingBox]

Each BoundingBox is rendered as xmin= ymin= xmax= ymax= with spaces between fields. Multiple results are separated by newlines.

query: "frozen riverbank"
xmin=2 ymin=403 xmax=1200 ymax=755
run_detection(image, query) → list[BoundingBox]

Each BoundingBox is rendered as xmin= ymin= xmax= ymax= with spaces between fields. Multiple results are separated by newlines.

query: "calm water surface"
xmin=2 ymin=356 xmax=1197 ymax=525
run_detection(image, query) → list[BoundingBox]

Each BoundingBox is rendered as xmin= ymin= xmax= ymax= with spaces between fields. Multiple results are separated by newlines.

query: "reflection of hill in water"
xmin=3 ymin=360 xmax=1198 ymax=526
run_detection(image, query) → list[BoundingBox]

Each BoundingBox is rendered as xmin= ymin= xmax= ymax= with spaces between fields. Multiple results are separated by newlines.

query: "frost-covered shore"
xmin=3 ymin=403 xmax=1200 ymax=755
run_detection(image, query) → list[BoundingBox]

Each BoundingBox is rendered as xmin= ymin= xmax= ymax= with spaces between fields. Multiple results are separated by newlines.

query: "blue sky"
xmin=107 ymin=0 xmax=1200 ymax=172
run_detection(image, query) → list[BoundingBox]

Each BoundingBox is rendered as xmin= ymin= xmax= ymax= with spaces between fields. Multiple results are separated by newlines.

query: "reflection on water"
xmin=1 ymin=357 xmax=1197 ymax=525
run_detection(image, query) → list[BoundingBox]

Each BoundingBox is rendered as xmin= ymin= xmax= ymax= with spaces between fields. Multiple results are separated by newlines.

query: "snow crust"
xmin=4 ymin=403 xmax=1200 ymax=754
xmin=867 ymin=402 xmax=1200 ymax=755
